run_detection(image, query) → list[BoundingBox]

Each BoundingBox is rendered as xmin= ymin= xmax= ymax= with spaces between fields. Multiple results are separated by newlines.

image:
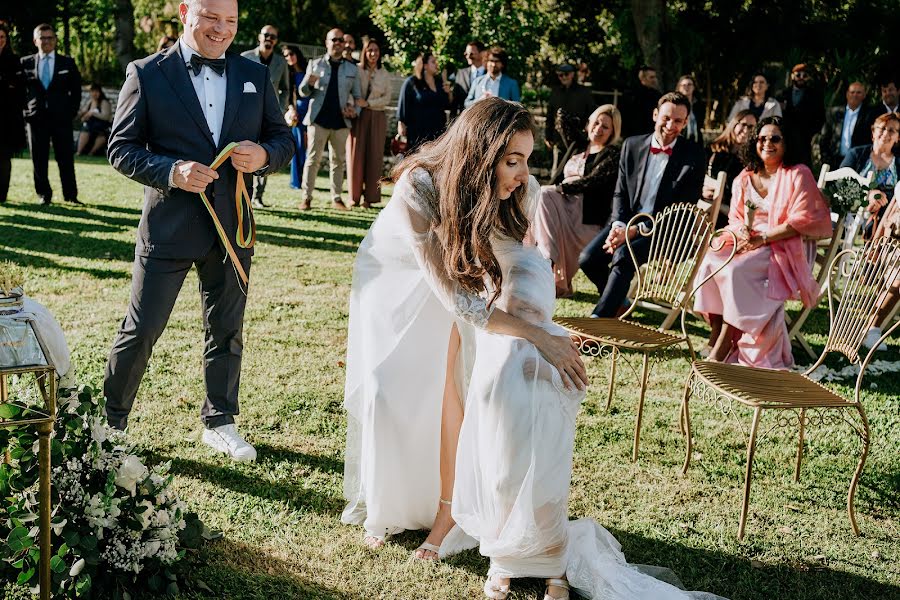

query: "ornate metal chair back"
xmin=625 ymin=203 xmax=716 ymax=314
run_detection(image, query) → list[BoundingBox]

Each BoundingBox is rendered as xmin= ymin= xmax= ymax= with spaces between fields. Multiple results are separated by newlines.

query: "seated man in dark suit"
xmin=579 ymin=92 xmax=705 ymax=318
xmin=818 ymin=81 xmax=871 ymax=169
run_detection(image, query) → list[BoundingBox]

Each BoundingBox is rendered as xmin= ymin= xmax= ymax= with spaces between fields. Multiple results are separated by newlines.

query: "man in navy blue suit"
xmin=104 ymin=0 xmax=293 ymax=460
xmin=579 ymin=92 xmax=705 ymax=318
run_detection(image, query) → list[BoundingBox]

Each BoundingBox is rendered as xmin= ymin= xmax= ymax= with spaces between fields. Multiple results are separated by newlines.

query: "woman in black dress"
xmin=0 ymin=25 xmax=25 ymax=203
xmin=397 ymin=50 xmax=451 ymax=150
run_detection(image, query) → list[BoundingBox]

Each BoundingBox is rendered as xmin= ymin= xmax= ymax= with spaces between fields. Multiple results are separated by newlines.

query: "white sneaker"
xmin=861 ymin=327 xmax=888 ymax=352
xmin=201 ymin=424 xmax=257 ymax=462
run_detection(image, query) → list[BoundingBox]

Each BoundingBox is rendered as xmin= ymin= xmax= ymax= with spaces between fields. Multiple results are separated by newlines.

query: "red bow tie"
xmin=650 ymin=146 xmax=672 ymax=156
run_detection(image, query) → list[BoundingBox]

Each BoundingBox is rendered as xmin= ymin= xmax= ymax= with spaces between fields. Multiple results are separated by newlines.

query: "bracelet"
xmin=762 ymin=232 xmax=769 ymax=245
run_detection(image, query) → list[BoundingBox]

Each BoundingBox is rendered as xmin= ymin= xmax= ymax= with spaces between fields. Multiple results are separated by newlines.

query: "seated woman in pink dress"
xmin=532 ymin=105 xmax=622 ymax=297
xmin=694 ymin=116 xmax=832 ymax=368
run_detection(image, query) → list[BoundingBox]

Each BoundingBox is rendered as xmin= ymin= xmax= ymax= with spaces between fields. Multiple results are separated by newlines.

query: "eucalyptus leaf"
xmin=7 ymin=526 xmax=33 ymax=552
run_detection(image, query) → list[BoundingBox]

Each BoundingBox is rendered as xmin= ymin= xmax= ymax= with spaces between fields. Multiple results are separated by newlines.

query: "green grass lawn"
xmin=1 ymin=156 xmax=899 ymax=600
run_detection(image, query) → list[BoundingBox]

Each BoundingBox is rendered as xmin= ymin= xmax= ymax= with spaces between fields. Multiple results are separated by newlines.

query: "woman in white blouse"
xmin=347 ymin=38 xmax=392 ymax=208
xmin=726 ymin=72 xmax=782 ymax=123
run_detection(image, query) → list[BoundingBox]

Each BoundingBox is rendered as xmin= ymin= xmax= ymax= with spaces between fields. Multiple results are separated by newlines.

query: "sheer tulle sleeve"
xmin=396 ymin=169 xmax=495 ymax=328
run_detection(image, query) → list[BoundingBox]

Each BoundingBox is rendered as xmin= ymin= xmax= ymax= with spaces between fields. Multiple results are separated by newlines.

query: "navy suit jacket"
xmin=108 ymin=43 xmax=294 ymax=260
xmin=20 ymin=52 xmax=81 ymax=123
xmin=610 ymin=134 xmax=706 ymax=225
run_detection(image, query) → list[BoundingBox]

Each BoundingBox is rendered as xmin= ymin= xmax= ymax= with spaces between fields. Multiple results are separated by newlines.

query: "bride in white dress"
xmin=343 ymin=98 xmax=587 ymax=560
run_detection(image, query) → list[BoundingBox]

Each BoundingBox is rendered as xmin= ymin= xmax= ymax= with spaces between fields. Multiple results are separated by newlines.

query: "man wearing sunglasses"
xmin=545 ymin=62 xmax=596 ymax=179
xmin=241 ymin=25 xmax=291 ymax=208
xmin=776 ymin=63 xmax=824 ymax=168
xmin=298 ymin=27 xmax=361 ymax=211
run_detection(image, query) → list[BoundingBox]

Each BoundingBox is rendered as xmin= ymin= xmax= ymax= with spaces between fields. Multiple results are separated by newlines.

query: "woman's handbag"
xmin=390 ymin=134 xmax=408 ymax=157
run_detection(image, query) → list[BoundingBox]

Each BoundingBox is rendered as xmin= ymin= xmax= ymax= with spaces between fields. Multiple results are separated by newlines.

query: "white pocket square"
xmin=242 ymin=82 xmax=256 ymax=93
xmin=58 ymin=69 xmax=69 ymax=74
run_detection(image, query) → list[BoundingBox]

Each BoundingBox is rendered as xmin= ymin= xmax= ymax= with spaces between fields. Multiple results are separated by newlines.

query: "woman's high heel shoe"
xmin=483 ymin=574 xmax=510 ymax=599
xmin=544 ymin=577 xmax=570 ymax=600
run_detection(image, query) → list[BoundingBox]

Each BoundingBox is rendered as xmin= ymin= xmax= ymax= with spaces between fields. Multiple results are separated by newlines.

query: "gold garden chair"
xmin=680 ymin=236 xmax=900 ymax=540
xmin=556 ymin=203 xmax=736 ymax=462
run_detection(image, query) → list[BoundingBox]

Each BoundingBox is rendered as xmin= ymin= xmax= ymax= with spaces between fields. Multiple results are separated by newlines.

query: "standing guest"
xmin=104 ymin=0 xmax=294 ymax=458
xmin=0 ymin=24 xmax=25 ymax=204
xmin=776 ymin=64 xmax=825 ymax=167
xmin=397 ymin=50 xmax=451 ymax=151
xmin=156 ymin=35 xmax=177 ymax=53
xmin=463 ymin=47 xmax=520 ymax=108
xmin=347 ymin=38 xmax=390 ymax=208
xmin=20 ymin=23 xmax=82 ymax=205
xmin=694 ymin=116 xmax=831 ymax=368
xmin=620 ymin=65 xmax=661 ymax=138
xmin=819 ymin=81 xmax=871 ymax=168
xmin=579 ymin=92 xmax=705 ymax=318
xmin=860 ymin=187 xmax=900 ymax=351
xmin=870 ymin=74 xmax=899 ymax=117
xmin=840 ymin=112 xmax=900 ymax=238
xmin=76 ymin=83 xmax=112 ymax=156
xmin=532 ymin=104 xmax=622 ymax=298
xmin=676 ymin=74 xmax=706 ymax=144
xmin=342 ymin=33 xmax=358 ymax=63
xmin=298 ymin=27 xmax=361 ymax=211
xmin=450 ymin=40 xmax=485 ymax=115
xmin=544 ymin=62 xmax=596 ymax=176
xmin=726 ymin=72 xmax=782 ymax=123
xmin=283 ymin=44 xmax=310 ymax=192
xmin=241 ymin=24 xmax=291 ymax=208
xmin=704 ymin=109 xmax=758 ymax=225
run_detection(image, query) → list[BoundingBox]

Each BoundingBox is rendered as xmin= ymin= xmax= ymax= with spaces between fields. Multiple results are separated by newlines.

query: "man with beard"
xmin=777 ymin=63 xmax=824 ymax=167
xmin=241 ymin=24 xmax=290 ymax=207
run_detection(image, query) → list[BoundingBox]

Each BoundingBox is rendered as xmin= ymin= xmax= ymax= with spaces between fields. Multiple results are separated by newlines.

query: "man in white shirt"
xmin=579 ymin=92 xmax=705 ymax=318
xmin=463 ymin=47 xmax=520 ymax=108
xmin=104 ymin=0 xmax=294 ymax=461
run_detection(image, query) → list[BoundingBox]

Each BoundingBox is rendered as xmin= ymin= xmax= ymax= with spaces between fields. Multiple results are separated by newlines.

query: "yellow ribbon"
xmin=197 ymin=142 xmax=256 ymax=288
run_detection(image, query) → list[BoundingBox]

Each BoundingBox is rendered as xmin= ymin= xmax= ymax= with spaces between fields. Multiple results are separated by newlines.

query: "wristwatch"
xmin=762 ymin=232 xmax=769 ymax=245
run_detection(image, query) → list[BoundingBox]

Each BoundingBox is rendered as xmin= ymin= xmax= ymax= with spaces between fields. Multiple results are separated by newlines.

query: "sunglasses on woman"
xmin=757 ymin=135 xmax=783 ymax=144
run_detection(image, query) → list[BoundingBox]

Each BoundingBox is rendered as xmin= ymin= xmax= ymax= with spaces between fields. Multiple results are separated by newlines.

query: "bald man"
xmin=819 ymin=81 xmax=871 ymax=168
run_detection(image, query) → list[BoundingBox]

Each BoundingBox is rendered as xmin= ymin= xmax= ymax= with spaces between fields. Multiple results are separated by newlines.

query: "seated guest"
xmin=726 ymin=72 xmax=782 ymax=123
xmin=818 ymin=81 xmax=871 ymax=169
xmin=840 ymin=112 xmax=900 ymax=238
xmin=704 ymin=109 xmax=758 ymax=226
xmin=861 ymin=186 xmax=900 ymax=351
xmin=532 ymin=104 xmax=622 ymax=297
xmin=397 ymin=50 xmax=451 ymax=151
xmin=464 ymin=46 xmax=520 ymax=107
xmin=695 ymin=116 xmax=832 ymax=368
xmin=579 ymin=92 xmax=705 ymax=318
xmin=676 ymin=74 xmax=705 ymax=144
xmin=76 ymin=83 xmax=112 ymax=156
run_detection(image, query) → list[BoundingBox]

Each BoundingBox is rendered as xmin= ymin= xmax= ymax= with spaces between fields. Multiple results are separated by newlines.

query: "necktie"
xmin=40 ymin=57 xmax=51 ymax=89
xmin=650 ymin=146 xmax=672 ymax=156
xmin=189 ymin=54 xmax=226 ymax=77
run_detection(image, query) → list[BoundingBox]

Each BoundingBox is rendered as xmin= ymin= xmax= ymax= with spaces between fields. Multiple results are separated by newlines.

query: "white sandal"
xmin=414 ymin=498 xmax=452 ymax=561
xmin=544 ymin=577 xmax=570 ymax=600
xmin=483 ymin=574 xmax=511 ymax=599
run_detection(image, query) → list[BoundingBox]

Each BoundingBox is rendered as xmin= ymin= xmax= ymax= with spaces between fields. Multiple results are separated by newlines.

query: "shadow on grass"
xmin=255 ymin=225 xmax=365 ymax=254
xmin=154 ymin=451 xmax=344 ymax=517
xmin=190 ymin=537 xmax=352 ymax=599
xmin=0 ymin=246 xmax=129 ymax=280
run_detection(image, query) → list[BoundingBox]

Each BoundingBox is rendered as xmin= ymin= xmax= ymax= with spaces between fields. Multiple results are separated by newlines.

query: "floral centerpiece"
xmin=824 ymin=178 xmax=881 ymax=215
xmin=0 ymin=385 xmax=208 ymax=599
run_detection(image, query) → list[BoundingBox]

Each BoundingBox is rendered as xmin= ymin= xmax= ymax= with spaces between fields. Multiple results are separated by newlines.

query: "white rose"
xmin=155 ymin=510 xmax=170 ymax=526
xmin=136 ymin=500 xmax=155 ymax=530
xmin=114 ymin=455 xmax=148 ymax=496
xmin=69 ymin=558 xmax=85 ymax=577
xmin=90 ymin=418 xmax=107 ymax=444
xmin=145 ymin=540 xmax=161 ymax=556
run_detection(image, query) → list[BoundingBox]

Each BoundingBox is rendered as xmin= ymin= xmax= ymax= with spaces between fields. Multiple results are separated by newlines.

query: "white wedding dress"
xmin=343 ymin=168 xmax=725 ymax=599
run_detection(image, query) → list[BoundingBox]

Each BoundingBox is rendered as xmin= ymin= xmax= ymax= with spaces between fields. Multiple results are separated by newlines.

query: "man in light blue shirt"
xmin=464 ymin=47 xmax=520 ymax=108
xmin=819 ymin=81 xmax=870 ymax=168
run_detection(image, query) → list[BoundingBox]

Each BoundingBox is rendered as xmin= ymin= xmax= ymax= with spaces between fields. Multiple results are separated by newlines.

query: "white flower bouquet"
xmin=0 ymin=385 xmax=208 ymax=598
xmin=825 ymin=178 xmax=881 ymax=215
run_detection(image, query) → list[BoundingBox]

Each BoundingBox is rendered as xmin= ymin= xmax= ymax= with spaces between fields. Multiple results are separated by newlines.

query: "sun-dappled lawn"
xmin=1 ymin=156 xmax=899 ymax=599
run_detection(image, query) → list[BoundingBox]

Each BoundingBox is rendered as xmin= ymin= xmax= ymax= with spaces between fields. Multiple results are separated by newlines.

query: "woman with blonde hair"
xmin=532 ymin=104 xmax=622 ymax=297
xmin=346 ymin=38 xmax=391 ymax=208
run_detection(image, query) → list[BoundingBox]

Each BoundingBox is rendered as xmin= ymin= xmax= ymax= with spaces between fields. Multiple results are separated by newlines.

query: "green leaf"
xmin=50 ymin=554 xmax=66 ymax=573
xmin=0 ymin=404 xmax=22 ymax=419
xmin=75 ymin=573 xmax=92 ymax=596
xmin=16 ymin=566 xmax=35 ymax=584
xmin=63 ymin=530 xmax=80 ymax=548
xmin=80 ymin=536 xmax=97 ymax=551
xmin=57 ymin=542 xmax=69 ymax=557
xmin=7 ymin=526 xmax=33 ymax=553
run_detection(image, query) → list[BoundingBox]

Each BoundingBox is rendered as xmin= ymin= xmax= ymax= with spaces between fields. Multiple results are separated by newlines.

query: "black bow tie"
xmin=189 ymin=54 xmax=225 ymax=76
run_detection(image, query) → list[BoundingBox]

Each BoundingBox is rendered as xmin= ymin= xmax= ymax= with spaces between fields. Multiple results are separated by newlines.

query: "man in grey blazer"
xmin=240 ymin=24 xmax=291 ymax=208
xmin=298 ymin=27 xmax=361 ymax=211
xmin=104 ymin=0 xmax=294 ymax=461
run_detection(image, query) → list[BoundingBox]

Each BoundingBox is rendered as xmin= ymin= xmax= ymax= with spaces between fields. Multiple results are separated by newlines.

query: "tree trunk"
xmin=630 ymin=0 xmax=673 ymax=90
xmin=114 ymin=0 xmax=135 ymax=73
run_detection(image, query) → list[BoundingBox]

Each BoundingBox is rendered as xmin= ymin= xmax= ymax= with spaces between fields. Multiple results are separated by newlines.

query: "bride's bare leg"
xmin=416 ymin=323 xmax=463 ymax=560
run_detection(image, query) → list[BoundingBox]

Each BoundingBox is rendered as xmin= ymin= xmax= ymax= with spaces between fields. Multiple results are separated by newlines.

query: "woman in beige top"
xmin=76 ymin=83 xmax=113 ymax=156
xmin=347 ymin=38 xmax=392 ymax=208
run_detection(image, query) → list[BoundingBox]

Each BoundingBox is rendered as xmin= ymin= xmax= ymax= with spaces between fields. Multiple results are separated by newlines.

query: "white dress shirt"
xmin=179 ymin=39 xmax=227 ymax=146
xmin=484 ymin=73 xmax=502 ymax=97
xmin=612 ymin=136 xmax=676 ymax=231
xmin=37 ymin=50 xmax=55 ymax=87
xmin=841 ymin=104 xmax=861 ymax=156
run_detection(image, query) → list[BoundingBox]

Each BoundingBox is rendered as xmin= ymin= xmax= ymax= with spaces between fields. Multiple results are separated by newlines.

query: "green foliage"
xmin=370 ymin=0 xmax=449 ymax=72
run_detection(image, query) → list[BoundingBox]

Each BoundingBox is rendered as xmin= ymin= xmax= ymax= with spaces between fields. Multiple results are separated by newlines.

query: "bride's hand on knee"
xmin=535 ymin=330 xmax=588 ymax=391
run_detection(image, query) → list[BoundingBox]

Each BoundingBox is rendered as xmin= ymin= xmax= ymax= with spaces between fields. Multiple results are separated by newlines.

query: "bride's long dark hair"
xmin=392 ymin=97 xmax=535 ymax=303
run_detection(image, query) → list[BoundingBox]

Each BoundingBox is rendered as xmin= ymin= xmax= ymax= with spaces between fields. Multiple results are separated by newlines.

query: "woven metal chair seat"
xmin=692 ymin=361 xmax=850 ymax=409
xmin=555 ymin=317 xmax=683 ymax=350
